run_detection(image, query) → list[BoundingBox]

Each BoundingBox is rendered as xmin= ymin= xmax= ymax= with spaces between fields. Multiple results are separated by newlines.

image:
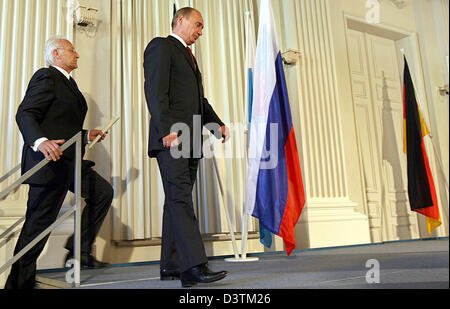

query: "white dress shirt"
xmin=170 ymin=33 xmax=188 ymax=48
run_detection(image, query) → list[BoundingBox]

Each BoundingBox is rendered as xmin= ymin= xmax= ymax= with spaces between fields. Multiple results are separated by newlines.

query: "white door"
xmin=347 ymin=29 xmax=420 ymax=242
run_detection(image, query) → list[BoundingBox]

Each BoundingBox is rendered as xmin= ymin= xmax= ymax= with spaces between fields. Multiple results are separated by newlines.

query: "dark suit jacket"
xmin=16 ymin=66 xmax=92 ymax=185
xmin=143 ymin=35 xmax=225 ymax=158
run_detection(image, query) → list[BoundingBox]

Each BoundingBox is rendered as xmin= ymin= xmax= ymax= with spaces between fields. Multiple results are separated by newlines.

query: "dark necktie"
xmin=186 ymin=46 xmax=197 ymax=70
xmin=70 ymin=76 xmax=79 ymax=91
xmin=69 ymin=76 xmax=87 ymax=112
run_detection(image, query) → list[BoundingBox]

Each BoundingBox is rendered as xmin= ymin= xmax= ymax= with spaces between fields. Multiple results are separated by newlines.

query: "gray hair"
xmin=44 ymin=36 xmax=66 ymax=67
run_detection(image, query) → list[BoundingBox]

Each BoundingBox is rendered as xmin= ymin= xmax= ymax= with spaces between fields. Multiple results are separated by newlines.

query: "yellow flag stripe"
xmin=418 ymin=107 xmax=430 ymax=137
xmin=426 ymin=216 xmax=442 ymax=235
xmin=404 ymin=106 xmax=430 ymax=154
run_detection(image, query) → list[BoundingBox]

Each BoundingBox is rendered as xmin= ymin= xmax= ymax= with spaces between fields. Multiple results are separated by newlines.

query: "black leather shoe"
xmin=181 ymin=265 xmax=228 ymax=288
xmin=201 ymin=264 xmax=229 ymax=276
xmin=65 ymin=253 xmax=110 ymax=269
xmin=160 ymin=269 xmax=180 ymax=281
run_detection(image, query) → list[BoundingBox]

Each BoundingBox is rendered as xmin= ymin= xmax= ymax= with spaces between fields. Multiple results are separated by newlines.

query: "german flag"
xmin=403 ymin=57 xmax=441 ymax=234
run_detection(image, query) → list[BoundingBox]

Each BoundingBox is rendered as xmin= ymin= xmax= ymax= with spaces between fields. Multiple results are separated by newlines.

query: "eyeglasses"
xmin=57 ymin=47 xmax=77 ymax=54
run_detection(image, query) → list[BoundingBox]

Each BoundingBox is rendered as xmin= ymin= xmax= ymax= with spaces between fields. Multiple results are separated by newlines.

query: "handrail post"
xmin=73 ymin=132 xmax=82 ymax=287
xmin=0 ymin=131 xmax=85 ymax=288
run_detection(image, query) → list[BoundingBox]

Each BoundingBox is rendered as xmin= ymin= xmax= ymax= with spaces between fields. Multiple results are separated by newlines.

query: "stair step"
xmin=35 ymin=276 xmax=72 ymax=289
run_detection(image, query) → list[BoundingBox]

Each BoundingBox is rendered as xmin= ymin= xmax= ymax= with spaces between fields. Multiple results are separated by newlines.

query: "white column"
xmin=286 ymin=0 xmax=371 ymax=249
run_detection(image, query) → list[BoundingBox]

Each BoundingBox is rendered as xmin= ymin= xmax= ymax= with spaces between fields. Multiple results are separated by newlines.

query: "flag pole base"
xmin=224 ymin=256 xmax=259 ymax=263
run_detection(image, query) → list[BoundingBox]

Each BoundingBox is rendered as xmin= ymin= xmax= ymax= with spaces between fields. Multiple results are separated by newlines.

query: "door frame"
xmin=343 ymin=14 xmax=431 ymax=241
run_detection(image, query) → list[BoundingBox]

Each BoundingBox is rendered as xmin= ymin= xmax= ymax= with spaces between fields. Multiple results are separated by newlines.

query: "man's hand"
xmin=220 ymin=126 xmax=231 ymax=144
xmin=39 ymin=139 xmax=65 ymax=161
xmin=162 ymin=132 xmax=179 ymax=148
xmin=89 ymin=130 xmax=108 ymax=142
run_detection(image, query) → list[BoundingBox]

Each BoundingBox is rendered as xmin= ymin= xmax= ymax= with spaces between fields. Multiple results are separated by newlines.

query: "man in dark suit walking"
xmin=144 ymin=7 xmax=230 ymax=287
xmin=4 ymin=37 xmax=113 ymax=289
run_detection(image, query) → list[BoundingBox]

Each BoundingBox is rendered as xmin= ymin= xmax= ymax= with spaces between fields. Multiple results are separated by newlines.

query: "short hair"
xmin=171 ymin=7 xmax=198 ymax=30
xmin=44 ymin=36 xmax=66 ymax=67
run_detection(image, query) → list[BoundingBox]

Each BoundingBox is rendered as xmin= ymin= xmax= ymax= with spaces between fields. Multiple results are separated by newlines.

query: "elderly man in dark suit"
xmin=144 ymin=7 xmax=230 ymax=287
xmin=5 ymin=37 xmax=113 ymax=289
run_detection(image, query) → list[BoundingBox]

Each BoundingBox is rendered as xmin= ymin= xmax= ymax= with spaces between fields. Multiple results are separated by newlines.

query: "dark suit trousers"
xmin=156 ymin=150 xmax=208 ymax=273
xmin=4 ymin=167 xmax=113 ymax=289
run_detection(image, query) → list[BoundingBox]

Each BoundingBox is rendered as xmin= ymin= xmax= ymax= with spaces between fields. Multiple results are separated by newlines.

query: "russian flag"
xmin=245 ymin=0 xmax=306 ymax=256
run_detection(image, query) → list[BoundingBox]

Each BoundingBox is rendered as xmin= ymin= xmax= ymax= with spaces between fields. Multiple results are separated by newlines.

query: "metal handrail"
xmin=0 ymin=164 xmax=20 ymax=185
xmin=0 ymin=132 xmax=83 ymax=288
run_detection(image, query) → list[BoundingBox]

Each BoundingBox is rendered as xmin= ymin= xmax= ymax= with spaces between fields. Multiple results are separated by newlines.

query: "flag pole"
xmin=211 ymin=147 xmax=240 ymax=260
xmin=241 ymin=11 xmax=252 ymax=261
xmin=225 ymin=11 xmax=259 ymax=263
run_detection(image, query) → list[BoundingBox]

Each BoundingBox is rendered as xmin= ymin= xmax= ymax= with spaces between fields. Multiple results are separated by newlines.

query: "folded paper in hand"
xmin=88 ymin=117 xmax=120 ymax=149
